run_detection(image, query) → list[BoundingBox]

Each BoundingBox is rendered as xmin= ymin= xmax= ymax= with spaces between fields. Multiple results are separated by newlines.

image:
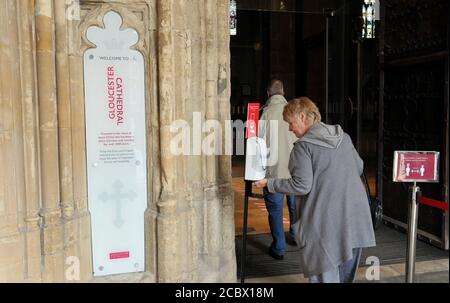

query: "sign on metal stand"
xmin=393 ymin=151 xmax=440 ymax=283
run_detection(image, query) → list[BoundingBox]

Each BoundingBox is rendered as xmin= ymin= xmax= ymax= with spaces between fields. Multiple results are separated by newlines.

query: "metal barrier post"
xmin=240 ymin=181 xmax=265 ymax=283
xmin=240 ymin=181 xmax=251 ymax=283
xmin=406 ymin=182 xmax=421 ymax=283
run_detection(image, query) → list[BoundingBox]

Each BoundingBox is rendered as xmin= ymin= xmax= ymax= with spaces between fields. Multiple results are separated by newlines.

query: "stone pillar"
xmin=144 ymin=1 xmax=160 ymax=280
xmin=155 ymin=0 xmax=235 ymax=282
xmin=152 ymin=0 xmax=237 ymax=283
xmin=156 ymin=0 xmax=181 ymax=282
xmin=55 ymin=0 xmax=93 ymax=282
xmin=67 ymin=2 xmax=93 ymax=282
xmin=0 ymin=0 xmax=26 ymax=282
xmin=183 ymin=0 xmax=207 ymax=282
xmin=203 ymin=0 xmax=222 ymax=281
xmin=217 ymin=0 xmax=236 ymax=282
xmin=17 ymin=0 xmax=43 ymax=282
xmin=54 ymin=0 xmax=78 ymax=281
xmin=173 ymin=0 xmax=196 ymax=281
xmin=35 ymin=0 xmax=64 ymax=282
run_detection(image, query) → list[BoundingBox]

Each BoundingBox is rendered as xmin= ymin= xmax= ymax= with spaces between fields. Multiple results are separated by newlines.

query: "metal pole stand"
xmin=240 ymin=181 xmax=251 ymax=283
xmin=240 ymin=181 xmax=264 ymax=283
xmin=406 ymin=182 xmax=421 ymax=283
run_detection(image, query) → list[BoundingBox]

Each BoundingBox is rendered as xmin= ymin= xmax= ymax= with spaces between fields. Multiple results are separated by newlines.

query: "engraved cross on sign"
xmin=99 ymin=180 xmax=137 ymax=228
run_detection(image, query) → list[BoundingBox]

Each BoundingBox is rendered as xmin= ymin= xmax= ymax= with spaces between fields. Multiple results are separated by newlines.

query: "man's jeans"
xmin=263 ymin=187 xmax=296 ymax=256
xmin=309 ymin=248 xmax=363 ymax=283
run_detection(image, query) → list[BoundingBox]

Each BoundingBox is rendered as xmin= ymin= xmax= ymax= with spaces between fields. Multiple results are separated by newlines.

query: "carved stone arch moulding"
xmin=77 ymin=2 xmax=151 ymax=57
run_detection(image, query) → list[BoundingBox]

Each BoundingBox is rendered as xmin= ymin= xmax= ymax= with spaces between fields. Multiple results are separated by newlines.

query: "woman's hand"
xmin=253 ymin=179 xmax=268 ymax=188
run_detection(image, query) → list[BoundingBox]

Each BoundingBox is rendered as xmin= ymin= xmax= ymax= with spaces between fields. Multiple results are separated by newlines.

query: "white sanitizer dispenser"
xmin=245 ymin=137 xmax=267 ymax=181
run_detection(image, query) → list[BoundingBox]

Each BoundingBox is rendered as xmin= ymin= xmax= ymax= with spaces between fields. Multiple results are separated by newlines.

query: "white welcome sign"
xmin=83 ymin=11 xmax=147 ymax=277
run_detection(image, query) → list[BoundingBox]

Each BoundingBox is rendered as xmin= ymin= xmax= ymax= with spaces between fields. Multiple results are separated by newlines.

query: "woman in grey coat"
xmin=254 ymin=97 xmax=376 ymax=283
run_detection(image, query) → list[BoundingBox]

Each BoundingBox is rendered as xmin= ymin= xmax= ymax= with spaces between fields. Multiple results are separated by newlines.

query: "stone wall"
xmin=0 ymin=0 xmax=235 ymax=283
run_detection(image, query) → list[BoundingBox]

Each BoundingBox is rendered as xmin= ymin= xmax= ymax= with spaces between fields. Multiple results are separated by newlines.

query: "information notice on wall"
xmin=83 ymin=11 xmax=147 ymax=277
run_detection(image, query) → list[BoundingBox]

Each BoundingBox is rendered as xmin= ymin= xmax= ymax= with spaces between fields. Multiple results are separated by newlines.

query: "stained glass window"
xmin=362 ymin=0 xmax=377 ymax=39
xmin=230 ymin=0 xmax=237 ymax=36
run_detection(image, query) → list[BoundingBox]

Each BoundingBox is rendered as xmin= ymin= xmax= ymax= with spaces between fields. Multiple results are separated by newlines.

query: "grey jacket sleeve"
xmin=267 ymin=143 xmax=313 ymax=195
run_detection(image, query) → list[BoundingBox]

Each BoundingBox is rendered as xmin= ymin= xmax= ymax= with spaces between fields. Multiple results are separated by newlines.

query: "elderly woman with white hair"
xmin=254 ymin=97 xmax=376 ymax=283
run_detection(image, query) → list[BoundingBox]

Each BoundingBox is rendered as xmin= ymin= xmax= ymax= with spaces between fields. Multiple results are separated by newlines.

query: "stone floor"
xmin=243 ymin=258 xmax=449 ymax=283
xmin=88 ymin=258 xmax=448 ymax=283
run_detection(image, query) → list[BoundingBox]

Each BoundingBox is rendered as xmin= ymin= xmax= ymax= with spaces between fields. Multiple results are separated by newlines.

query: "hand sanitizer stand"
xmin=240 ymin=103 xmax=266 ymax=283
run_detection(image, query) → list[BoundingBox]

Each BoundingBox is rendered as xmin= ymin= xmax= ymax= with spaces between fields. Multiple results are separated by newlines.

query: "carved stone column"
xmin=204 ymin=0 xmax=223 ymax=281
xmin=156 ymin=0 xmax=182 ymax=282
xmin=17 ymin=0 xmax=43 ymax=282
xmin=217 ymin=0 xmax=236 ymax=282
xmin=54 ymin=0 xmax=79 ymax=282
xmin=0 ymin=0 xmax=27 ymax=282
xmin=35 ymin=0 xmax=64 ymax=282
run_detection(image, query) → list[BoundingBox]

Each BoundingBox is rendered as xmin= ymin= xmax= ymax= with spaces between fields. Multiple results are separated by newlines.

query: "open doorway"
xmin=231 ymin=0 xmax=380 ymax=248
xmin=231 ymin=6 xmax=298 ymax=237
